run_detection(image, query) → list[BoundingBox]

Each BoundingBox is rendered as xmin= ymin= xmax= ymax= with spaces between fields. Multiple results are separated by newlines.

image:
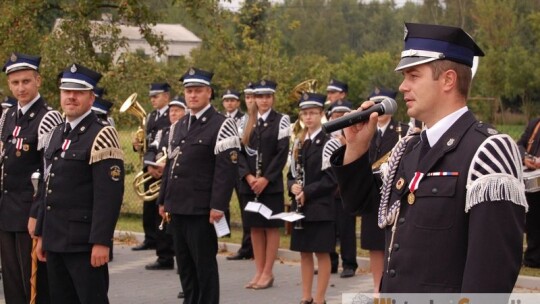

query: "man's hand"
xmin=295 ymin=191 xmax=305 ymax=206
xmin=147 ymin=165 xmax=163 ymax=179
xmin=36 ymin=237 xmax=46 ymax=262
xmin=209 ymin=209 xmax=224 ymax=224
xmin=28 ymin=217 xmax=37 ymax=239
xmin=343 ymin=100 xmax=379 ymax=165
xmin=159 ymin=205 xmax=166 ymax=218
xmin=91 ymin=244 xmax=110 ymax=267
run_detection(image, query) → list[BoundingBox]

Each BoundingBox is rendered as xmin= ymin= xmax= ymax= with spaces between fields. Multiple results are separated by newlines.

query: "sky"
xmin=219 ymin=0 xmax=423 ymax=12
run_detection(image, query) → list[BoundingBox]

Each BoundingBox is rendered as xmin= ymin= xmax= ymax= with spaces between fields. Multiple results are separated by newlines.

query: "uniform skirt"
xmin=290 ymin=221 xmax=335 ymax=253
xmin=360 ymin=205 xmax=385 ymax=251
xmin=241 ymin=192 xmax=284 ymax=228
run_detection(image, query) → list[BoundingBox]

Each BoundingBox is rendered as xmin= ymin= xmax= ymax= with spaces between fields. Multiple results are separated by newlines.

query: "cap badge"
xmin=80 ymin=126 xmax=86 ymax=132
xmin=30 ymin=112 xmax=35 ymax=118
xmin=188 ymin=68 xmax=195 ymax=75
xmin=447 ymin=138 xmax=455 ymax=146
xmin=227 ymin=89 xmax=231 ymax=94
xmin=374 ymin=87 xmax=380 ymax=94
xmin=10 ymin=53 xmax=17 ymax=62
xmin=303 ymin=93 xmax=309 ymax=100
xmin=70 ymin=64 xmax=77 ymax=73
xmin=330 ymin=79 xmax=334 ymax=84
xmin=3 ymin=96 xmax=7 ymax=102
xmin=261 ymin=80 xmax=266 ymax=86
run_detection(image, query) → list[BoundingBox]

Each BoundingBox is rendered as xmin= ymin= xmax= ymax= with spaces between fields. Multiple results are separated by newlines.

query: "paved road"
xmin=1 ymin=231 xmax=539 ymax=303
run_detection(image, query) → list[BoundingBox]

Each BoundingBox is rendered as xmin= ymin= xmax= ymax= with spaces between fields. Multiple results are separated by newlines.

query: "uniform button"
xmin=3 ymin=190 xmax=7 ymax=194
xmin=4 ymin=156 xmax=7 ymax=159
xmin=3 ymin=173 xmax=6 ymax=177
xmin=176 ymin=163 xmax=179 ymax=167
xmin=46 ymin=205 xmax=51 ymax=211
xmin=174 ymin=175 xmax=178 ymax=179
xmin=393 ymin=243 xmax=400 ymax=251
xmin=179 ymin=152 xmax=182 ymax=155
xmin=47 ymin=189 xmax=52 ymax=194
xmin=181 ymin=140 xmax=185 ymax=143
xmin=51 ymin=173 xmax=55 ymax=178
xmin=398 ymin=217 xmax=405 ymax=224
xmin=431 ymin=188 xmax=438 ymax=194
xmin=198 ymin=139 xmax=202 ymax=143
xmin=389 ymin=269 xmax=396 ymax=277
xmin=54 ymin=157 xmax=58 ymax=161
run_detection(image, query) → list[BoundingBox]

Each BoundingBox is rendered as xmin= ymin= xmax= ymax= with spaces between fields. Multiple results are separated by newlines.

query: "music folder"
xmin=269 ymin=212 xmax=305 ymax=222
xmin=244 ymin=201 xmax=273 ymax=219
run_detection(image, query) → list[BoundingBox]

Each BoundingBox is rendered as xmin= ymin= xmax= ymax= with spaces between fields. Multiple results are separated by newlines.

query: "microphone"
xmin=322 ymin=98 xmax=397 ymax=134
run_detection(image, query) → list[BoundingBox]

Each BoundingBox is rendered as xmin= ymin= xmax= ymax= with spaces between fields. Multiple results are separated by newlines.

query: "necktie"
xmin=63 ymin=123 xmax=72 ymax=139
xmin=18 ymin=109 xmax=23 ymax=120
xmin=188 ymin=115 xmax=197 ymax=130
xmin=375 ymin=129 xmax=383 ymax=149
xmin=419 ymin=130 xmax=430 ymax=160
xmin=155 ymin=112 xmax=161 ymax=121
xmin=302 ymin=138 xmax=312 ymax=157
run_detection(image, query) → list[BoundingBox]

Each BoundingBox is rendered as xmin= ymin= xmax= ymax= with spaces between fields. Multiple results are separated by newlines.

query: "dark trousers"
xmin=332 ymin=198 xmax=358 ymax=270
xmin=170 ymin=214 xmax=219 ymax=304
xmin=46 ymin=251 xmax=109 ymax=304
xmin=0 ymin=230 xmax=50 ymax=303
xmin=236 ymin=189 xmax=253 ymax=257
xmin=525 ymin=193 xmax=540 ymax=266
xmin=154 ymin=204 xmax=174 ymax=264
xmin=142 ymin=180 xmax=158 ymax=245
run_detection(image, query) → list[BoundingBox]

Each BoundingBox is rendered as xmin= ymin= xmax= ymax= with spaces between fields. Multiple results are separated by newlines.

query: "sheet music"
xmin=269 ymin=212 xmax=305 ymax=222
xmin=213 ymin=216 xmax=230 ymax=238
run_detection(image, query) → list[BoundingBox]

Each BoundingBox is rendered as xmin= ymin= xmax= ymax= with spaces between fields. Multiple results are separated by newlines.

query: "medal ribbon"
xmin=62 ymin=139 xmax=71 ymax=151
xmin=408 ymin=171 xmax=425 ymax=194
xmin=12 ymin=126 xmax=21 ymax=138
xmin=15 ymin=138 xmax=24 ymax=150
xmin=426 ymin=171 xmax=459 ymax=177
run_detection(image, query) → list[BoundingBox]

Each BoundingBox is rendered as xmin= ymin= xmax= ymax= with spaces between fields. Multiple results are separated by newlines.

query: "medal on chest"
xmin=61 ymin=139 xmax=71 ymax=158
xmin=12 ymin=126 xmax=24 ymax=157
xmin=407 ymin=171 xmax=425 ymax=205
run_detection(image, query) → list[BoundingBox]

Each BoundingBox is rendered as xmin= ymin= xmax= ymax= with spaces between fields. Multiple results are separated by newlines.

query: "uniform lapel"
xmin=257 ymin=110 xmax=275 ymax=137
xmin=18 ymin=98 xmax=44 ymax=130
xmin=306 ymin=132 xmax=324 ymax=159
xmin=66 ymin=113 xmax=96 ymax=144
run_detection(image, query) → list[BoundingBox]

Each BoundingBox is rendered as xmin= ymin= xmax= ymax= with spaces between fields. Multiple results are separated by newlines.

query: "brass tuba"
xmin=133 ymin=147 xmax=168 ymax=202
xmin=120 ymin=93 xmax=147 ymax=157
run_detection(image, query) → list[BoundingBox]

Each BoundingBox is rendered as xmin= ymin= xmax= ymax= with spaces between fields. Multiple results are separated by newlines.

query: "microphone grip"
xmin=322 ymin=106 xmax=381 ymax=133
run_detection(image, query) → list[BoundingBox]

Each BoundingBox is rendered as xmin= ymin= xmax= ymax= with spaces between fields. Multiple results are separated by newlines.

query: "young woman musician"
xmin=238 ymin=80 xmax=290 ymax=290
xmin=287 ymin=93 xmax=341 ymax=304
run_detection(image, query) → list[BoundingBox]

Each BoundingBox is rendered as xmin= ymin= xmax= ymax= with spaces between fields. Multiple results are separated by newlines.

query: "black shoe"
xmin=226 ymin=253 xmax=252 ymax=260
xmin=145 ymin=261 xmax=174 ymax=270
xmin=177 ymin=291 xmax=184 ymax=299
xmin=132 ymin=242 xmax=156 ymax=251
xmin=340 ymin=268 xmax=356 ymax=278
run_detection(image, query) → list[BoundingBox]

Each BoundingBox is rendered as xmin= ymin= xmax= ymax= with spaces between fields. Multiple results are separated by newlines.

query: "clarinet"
xmin=294 ymin=143 xmax=305 ymax=230
xmin=254 ymin=151 xmax=263 ymax=202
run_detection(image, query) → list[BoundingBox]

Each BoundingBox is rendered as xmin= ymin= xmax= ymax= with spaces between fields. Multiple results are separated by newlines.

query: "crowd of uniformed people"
xmin=0 ymin=21 xmax=536 ymax=304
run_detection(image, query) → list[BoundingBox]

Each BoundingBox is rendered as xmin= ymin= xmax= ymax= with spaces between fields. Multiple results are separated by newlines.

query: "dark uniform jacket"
xmin=369 ymin=119 xmax=407 ymax=165
xmin=143 ymin=108 xmax=170 ymax=167
xmin=331 ymin=111 xmax=526 ymax=292
xmin=287 ymin=131 xmax=339 ymax=222
xmin=0 ymin=97 xmax=62 ymax=231
xmin=157 ymin=106 xmax=240 ymax=215
xmin=36 ymin=113 xmax=124 ymax=252
xmin=517 ymin=117 xmax=540 ymax=158
xmin=238 ymin=110 xmax=290 ymax=195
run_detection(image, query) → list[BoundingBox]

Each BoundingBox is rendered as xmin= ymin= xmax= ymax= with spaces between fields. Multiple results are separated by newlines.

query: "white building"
xmin=53 ymin=18 xmax=202 ymax=62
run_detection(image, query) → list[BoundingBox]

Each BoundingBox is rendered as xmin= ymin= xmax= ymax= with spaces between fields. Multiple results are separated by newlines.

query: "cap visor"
xmin=5 ymin=66 xmax=38 ymax=75
xmin=59 ymin=82 xmax=92 ymax=90
xmin=183 ymin=82 xmax=209 ymax=88
xmin=395 ymin=56 xmax=438 ymax=71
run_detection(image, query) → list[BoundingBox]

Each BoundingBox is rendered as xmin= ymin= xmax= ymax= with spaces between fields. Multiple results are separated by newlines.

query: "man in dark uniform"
xmin=517 ymin=118 xmax=540 ymax=267
xmin=331 ymin=23 xmax=526 ymax=293
xmin=35 ymin=63 xmax=124 ymax=303
xmin=364 ymin=87 xmax=408 ymax=292
xmin=132 ymin=82 xmax=172 ymax=253
xmin=0 ymin=53 xmax=62 ymax=303
xmin=221 ymin=88 xmax=254 ymax=261
xmin=157 ymin=67 xmax=240 ymax=304
xmin=323 ymin=79 xmax=357 ymax=277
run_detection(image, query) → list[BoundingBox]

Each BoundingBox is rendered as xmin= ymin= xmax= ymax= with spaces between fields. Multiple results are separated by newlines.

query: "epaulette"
xmin=465 ymin=133 xmax=528 ymax=213
xmin=473 ymin=121 xmax=499 ymax=137
xmin=278 ymin=115 xmax=291 ymax=140
xmin=321 ymin=137 xmax=342 ymax=171
xmin=214 ymin=118 xmax=240 ymax=155
xmin=89 ymin=126 xmax=124 ymax=164
xmin=38 ymin=110 xmax=63 ymax=151
xmin=96 ymin=118 xmax=110 ymax=126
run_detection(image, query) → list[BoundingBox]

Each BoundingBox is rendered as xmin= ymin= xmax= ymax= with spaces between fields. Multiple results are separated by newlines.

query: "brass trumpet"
xmin=133 ymin=147 xmax=168 ymax=202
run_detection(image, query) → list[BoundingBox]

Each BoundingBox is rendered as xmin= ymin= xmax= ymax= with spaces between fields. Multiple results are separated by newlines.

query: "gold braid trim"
xmin=90 ymin=126 xmax=124 ymax=164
